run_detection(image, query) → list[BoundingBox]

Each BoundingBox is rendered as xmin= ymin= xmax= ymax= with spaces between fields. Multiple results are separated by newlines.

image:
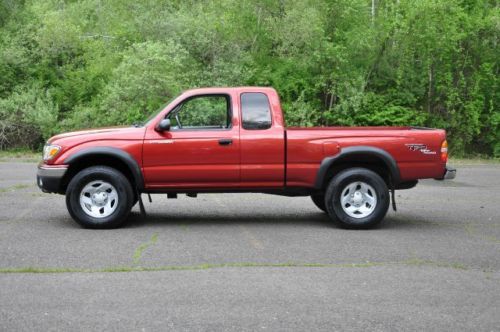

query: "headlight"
xmin=43 ymin=144 xmax=61 ymax=161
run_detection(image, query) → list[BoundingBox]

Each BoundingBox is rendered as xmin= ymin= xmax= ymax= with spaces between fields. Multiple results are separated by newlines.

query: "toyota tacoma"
xmin=37 ymin=87 xmax=456 ymax=229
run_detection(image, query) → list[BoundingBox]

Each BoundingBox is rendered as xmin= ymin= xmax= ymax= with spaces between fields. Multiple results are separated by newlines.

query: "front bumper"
xmin=36 ymin=164 xmax=68 ymax=193
xmin=438 ymin=165 xmax=456 ymax=180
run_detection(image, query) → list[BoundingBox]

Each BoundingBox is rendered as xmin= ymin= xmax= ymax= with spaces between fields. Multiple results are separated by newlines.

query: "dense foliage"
xmin=0 ymin=0 xmax=498 ymax=156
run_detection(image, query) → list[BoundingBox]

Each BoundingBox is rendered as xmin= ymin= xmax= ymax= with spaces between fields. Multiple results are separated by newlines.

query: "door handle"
xmin=218 ymin=139 xmax=233 ymax=146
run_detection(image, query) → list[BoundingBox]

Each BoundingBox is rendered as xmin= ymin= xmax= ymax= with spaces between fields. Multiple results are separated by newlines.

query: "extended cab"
xmin=37 ymin=87 xmax=455 ymax=229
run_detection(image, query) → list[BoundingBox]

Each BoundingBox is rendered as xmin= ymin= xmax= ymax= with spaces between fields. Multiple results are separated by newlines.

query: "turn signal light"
xmin=43 ymin=144 xmax=61 ymax=161
xmin=441 ymin=140 xmax=448 ymax=163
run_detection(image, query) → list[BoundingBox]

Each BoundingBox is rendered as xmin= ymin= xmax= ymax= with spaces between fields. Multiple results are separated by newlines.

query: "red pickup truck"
xmin=37 ymin=87 xmax=455 ymax=229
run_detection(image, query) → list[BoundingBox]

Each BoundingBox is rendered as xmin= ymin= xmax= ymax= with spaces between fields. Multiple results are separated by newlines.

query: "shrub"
xmin=0 ymin=84 xmax=58 ymax=149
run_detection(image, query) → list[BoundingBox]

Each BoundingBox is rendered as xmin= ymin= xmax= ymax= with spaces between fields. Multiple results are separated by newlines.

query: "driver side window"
xmin=168 ymin=95 xmax=231 ymax=130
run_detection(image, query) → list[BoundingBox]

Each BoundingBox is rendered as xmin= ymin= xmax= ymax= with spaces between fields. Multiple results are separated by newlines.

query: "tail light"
xmin=441 ymin=140 xmax=448 ymax=163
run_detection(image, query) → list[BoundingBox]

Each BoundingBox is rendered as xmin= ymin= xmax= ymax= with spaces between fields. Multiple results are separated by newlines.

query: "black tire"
xmin=325 ymin=167 xmax=389 ymax=229
xmin=66 ymin=166 xmax=134 ymax=229
xmin=311 ymin=193 xmax=327 ymax=212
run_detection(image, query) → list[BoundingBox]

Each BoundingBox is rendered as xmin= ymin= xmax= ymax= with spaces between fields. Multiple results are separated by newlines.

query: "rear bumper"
xmin=36 ymin=165 xmax=68 ymax=193
xmin=435 ymin=165 xmax=456 ymax=180
xmin=443 ymin=166 xmax=456 ymax=180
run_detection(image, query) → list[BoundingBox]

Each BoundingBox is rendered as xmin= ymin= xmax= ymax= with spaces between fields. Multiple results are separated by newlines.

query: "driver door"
xmin=143 ymin=94 xmax=240 ymax=189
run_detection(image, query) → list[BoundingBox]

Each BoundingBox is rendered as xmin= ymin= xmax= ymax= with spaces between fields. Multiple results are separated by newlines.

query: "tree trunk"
xmin=427 ymin=63 xmax=433 ymax=114
xmin=371 ymin=0 xmax=376 ymax=24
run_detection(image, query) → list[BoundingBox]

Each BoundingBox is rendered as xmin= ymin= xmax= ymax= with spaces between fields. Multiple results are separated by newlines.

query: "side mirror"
xmin=156 ymin=118 xmax=171 ymax=132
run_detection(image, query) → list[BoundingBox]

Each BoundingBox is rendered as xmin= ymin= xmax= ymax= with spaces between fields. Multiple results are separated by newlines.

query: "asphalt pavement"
xmin=0 ymin=161 xmax=499 ymax=331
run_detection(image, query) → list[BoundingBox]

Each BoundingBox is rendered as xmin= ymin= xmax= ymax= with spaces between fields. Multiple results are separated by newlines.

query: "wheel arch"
xmin=61 ymin=147 xmax=144 ymax=193
xmin=314 ymin=146 xmax=400 ymax=189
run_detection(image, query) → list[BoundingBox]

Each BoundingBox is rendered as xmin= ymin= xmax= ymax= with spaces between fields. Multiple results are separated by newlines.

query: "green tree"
xmin=0 ymin=0 xmax=497 ymax=156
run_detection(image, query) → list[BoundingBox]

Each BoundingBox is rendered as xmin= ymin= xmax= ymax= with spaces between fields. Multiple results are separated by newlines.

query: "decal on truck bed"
xmin=405 ymin=143 xmax=437 ymax=155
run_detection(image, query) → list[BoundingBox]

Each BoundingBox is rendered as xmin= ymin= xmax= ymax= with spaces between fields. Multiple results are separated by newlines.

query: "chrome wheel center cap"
xmin=92 ymin=192 xmax=107 ymax=205
xmin=352 ymin=191 xmax=363 ymax=205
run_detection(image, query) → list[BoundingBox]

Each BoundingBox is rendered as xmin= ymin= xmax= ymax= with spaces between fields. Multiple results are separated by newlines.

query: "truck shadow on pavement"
xmin=121 ymin=211 xmax=449 ymax=231
xmin=125 ymin=211 xmax=333 ymax=228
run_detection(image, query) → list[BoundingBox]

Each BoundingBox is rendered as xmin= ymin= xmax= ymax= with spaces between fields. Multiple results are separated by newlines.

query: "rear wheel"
xmin=310 ymin=193 xmax=327 ymax=212
xmin=66 ymin=166 xmax=134 ymax=229
xmin=325 ymin=168 xmax=389 ymax=229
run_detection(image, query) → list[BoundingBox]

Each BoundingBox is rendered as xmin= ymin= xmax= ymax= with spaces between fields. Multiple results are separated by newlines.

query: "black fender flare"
xmin=64 ymin=147 xmax=144 ymax=190
xmin=314 ymin=146 xmax=401 ymax=189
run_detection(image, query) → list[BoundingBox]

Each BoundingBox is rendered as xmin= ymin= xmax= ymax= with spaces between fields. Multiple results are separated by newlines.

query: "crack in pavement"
xmin=0 ymin=258 xmax=486 ymax=275
xmin=132 ymin=233 xmax=159 ymax=265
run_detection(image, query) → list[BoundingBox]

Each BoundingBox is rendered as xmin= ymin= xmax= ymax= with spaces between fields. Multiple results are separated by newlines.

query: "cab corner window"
xmin=168 ymin=95 xmax=231 ymax=130
xmin=241 ymin=93 xmax=272 ymax=130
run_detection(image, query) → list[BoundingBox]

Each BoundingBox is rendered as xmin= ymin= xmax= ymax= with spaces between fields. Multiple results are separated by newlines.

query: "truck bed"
xmin=285 ymin=126 xmax=446 ymax=187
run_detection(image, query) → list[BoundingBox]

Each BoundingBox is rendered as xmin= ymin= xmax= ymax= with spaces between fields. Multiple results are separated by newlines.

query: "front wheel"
xmin=66 ymin=166 xmax=134 ymax=229
xmin=325 ymin=168 xmax=390 ymax=229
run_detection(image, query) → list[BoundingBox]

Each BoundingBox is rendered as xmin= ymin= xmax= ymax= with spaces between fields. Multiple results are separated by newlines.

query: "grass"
xmin=132 ymin=233 xmax=159 ymax=265
xmin=0 ymin=149 xmax=40 ymax=163
xmin=402 ymin=257 xmax=468 ymax=270
xmin=0 ymin=259 xmax=470 ymax=274
xmin=449 ymin=157 xmax=500 ymax=165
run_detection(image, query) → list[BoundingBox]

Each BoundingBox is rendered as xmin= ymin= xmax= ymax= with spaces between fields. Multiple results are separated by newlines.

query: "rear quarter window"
xmin=241 ymin=93 xmax=272 ymax=130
